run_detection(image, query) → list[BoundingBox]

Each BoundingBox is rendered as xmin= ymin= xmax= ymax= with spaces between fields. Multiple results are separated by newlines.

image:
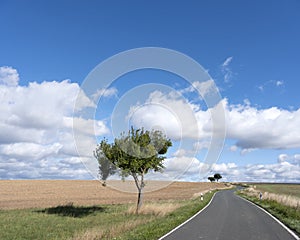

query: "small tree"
xmin=94 ymin=140 xmax=117 ymax=186
xmin=97 ymin=127 xmax=172 ymax=214
xmin=214 ymin=173 xmax=222 ymax=182
xmin=208 ymin=176 xmax=215 ymax=182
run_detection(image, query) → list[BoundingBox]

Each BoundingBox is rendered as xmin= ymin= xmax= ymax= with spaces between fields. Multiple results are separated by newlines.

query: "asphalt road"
xmin=161 ymin=190 xmax=298 ymax=240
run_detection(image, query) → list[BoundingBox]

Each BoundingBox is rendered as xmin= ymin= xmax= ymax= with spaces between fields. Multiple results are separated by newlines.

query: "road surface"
xmin=161 ymin=190 xmax=298 ymax=240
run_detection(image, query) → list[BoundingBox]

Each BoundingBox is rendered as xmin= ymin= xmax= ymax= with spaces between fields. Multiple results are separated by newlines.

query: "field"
xmin=0 ymin=180 xmax=227 ymax=210
xmin=254 ymin=183 xmax=300 ymax=198
xmin=0 ymin=180 xmax=228 ymax=240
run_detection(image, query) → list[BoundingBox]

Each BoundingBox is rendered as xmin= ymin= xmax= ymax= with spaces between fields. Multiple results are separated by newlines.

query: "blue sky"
xmin=0 ymin=0 xmax=299 ymax=183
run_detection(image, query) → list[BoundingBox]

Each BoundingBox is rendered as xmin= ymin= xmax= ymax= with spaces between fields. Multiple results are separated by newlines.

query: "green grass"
xmin=237 ymin=191 xmax=300 ymax=236
xmin=0 ymin=191 xmax=215 ymax=240
xmin=0 ymin=204 xmax=133 ymax=240
xmin=118 ymin=191 xmax=215 ymax=240
xmin=254 ymin=183 xmax=300 ymax=198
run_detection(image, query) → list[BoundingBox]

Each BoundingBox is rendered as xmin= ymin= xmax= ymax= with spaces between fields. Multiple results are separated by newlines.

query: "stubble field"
xmin=0 ymin=180 xmax=227 ymax=210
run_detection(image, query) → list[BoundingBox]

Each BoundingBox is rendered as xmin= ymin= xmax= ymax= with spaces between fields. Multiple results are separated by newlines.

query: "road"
xmin=161 ymin=189 xmax=298 ymax=240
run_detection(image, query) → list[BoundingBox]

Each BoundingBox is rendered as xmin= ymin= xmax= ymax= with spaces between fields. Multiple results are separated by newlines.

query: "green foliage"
xmin=213 ymin=173 xmax=222 ymax=182
xmin=208 ymin=176 xmax=215 ymax=182
xmin=97 ymin=127 xmax=172 ymax=213
xmin=106 ymin=128 xmax=171 ymax=174
xmin=94 ymin=140 xmax=117 ymax=186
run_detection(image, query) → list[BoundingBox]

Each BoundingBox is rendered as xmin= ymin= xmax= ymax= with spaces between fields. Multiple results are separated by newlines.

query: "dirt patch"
xmin=0 ymin=180 xmax=229 ymax=209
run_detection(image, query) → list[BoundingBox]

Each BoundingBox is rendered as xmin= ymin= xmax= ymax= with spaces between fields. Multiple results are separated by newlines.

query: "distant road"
xmin=161 ymin=190 xmax=298 ymax=240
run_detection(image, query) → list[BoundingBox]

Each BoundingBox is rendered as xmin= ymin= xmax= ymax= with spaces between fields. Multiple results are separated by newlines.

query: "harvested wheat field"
xmin=0 ymin=180 xmax=229 ymax=210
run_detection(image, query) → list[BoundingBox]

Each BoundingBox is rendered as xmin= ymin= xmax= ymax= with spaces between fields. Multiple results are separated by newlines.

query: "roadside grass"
xmin=243 ymin=185 xmax=300 ymax=209
xmin=254 ymin=183 xmax=300 ymax=198
xmin=0 ymin=191 xmax=215 ymax=240
xmin=117 ymin=191 xmax=215 ymax=240
xmin=237 ymin=190 xmax=300 ymax=236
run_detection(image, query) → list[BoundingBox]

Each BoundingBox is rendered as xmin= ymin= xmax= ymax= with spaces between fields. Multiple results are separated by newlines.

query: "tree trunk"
xmin=136 ymin=187 xmax=143 ymax=214
xmin=132 ymin=173 xmax=145 ymax=214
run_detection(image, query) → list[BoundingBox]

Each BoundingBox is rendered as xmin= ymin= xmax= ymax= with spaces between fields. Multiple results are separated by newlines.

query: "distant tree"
xmin=208 ymin=176 xmax=215 ymax=182
xmin=214 ymin=173 xmax=222 ymax=182
xmin=94 ymin=140 xmax=117 ymax=186
xmin=96 ymin=127 xmax=172 ymax=214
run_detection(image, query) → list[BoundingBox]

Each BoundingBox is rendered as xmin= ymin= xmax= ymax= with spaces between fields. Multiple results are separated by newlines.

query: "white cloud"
xmin=243 ymin=161 xmax=300 ymax=182
xmin=182 ymin=80 xmax=217 ymax=98
xmin=128 ymin=88 xmax=300 ymax=151
xmin=222 ymin=56 xmax=233 ymax=67
xmin=64 ymin=117 xmax=109 ymax=136
xmin=0 ymin=67 xmax=109 ymax=179
xmin=163 ymin=156 xmax=208 ymax=181
xmin=258 ymin=80 xmax=284 ymax=92
xmin=230 ymin=145 xmax=238 ymax=152
xmin=172 ymin=149 xmax=188 ymax=157
xmin=258 ymin=85 xmax=264 ymax=92
xmin=161 ymin=155 xmax=300 ymax=182
xmin=278 ymin=153 xmax=300 ymax=164
xmin=0 ymin=66 xmax=19 ymax=86
xmin=92 ymin=87 xmax=118 ymax=101
xmin=221 ymin=56 xmax=233 ymax=83
xmin=276 ymin=80 xmax=284 ymax=86
xmin=278 ymin=154 xmax=289 ymax=163
xmin=193 ymin=141 xmax=211 ymax=151
xmin=211 ymin=162 xmax=239 ymax=177
xmin=0 ymin=142 xmax=62 ymax=160
xmin=128 ymin=90 xmax=203 ymax=140
xmin=1 ymin=67 xmax=298 ymax=181
xmin=224 ymin=99 xmax=300 ymax=150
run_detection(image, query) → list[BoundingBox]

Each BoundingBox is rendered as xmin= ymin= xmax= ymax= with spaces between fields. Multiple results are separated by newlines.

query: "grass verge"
xmin=0 ymin=191 xmax=215 ymax=240
xmin=254 ymin=183 xmax=300 ymax=198
xmin=118 ymin=191 xmax=215 ymax=240
xmin=237 ymin=190 xmax=300 ymax=236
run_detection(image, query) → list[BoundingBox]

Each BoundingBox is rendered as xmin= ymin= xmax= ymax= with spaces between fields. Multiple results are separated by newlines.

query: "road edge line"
xmin=236 ymin=195 xmax=299 ymax=240
xmin=158 ymin=191 xmax=218 ymax=240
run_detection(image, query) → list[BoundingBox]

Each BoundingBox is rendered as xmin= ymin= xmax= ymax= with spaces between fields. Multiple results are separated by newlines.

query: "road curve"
xmin=161 ymin=190 xmax=298 ymax=240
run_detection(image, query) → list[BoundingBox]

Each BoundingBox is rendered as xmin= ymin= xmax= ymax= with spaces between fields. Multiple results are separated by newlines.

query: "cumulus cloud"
xmin=92 ymin=87 xmax=118 ymax=101
xmin=128 ymin=90 xmax=203 ymax=140
xmin=163 ymin=156 xmax=209 ymax=181
xmin=0 ymin=66 xmax=19 ymax=86
xmin=1 ymin=66 xmax=299 ymax=181
xmin=128 ymin=88 xmax=300 ymax=151
xmin=0 ymin=142 xmax=62 ymax=160
xmin=162 ymin=155 xmax=300 ymax=182
xmin=0 ymin=67 xmax=110 ymax=179
xmin=0 ymin=80 xmax=95 ymax=130
xmin=278 ymin=153 xmax=300 ymax=164
xmin=224 ymin=99 xmax=300 ymax=150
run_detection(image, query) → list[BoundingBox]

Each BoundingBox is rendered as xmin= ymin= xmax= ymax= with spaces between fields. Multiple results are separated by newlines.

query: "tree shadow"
xmin=35 ymin=203 xmax=105 ymax=218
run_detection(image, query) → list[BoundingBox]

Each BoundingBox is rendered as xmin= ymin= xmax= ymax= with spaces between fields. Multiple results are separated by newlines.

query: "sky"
xmin=0 ymin=0 xmax=300 ymax=183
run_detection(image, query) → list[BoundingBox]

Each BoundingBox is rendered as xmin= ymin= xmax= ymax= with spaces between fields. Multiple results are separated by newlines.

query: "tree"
xmin=208 ymin=176 xmax=215 ymax=182
xmin=94 ymin=140 xmax=117 ymax=186
xmin=214 ymin=173 xmax=222 ymax=182
xmin=97 ymin=127 xmax=172 ymax=214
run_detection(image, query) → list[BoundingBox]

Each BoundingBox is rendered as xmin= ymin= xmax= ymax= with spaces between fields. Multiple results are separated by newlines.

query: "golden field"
xmin=0 ymin=180 xmax=228 ymax=210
